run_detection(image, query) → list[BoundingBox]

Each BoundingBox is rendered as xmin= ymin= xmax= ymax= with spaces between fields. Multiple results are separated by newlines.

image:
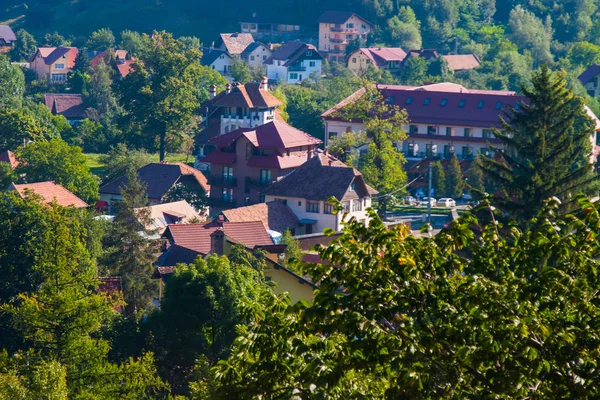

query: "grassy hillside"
xmin=0 ymin=0 xmax=360 ymax=44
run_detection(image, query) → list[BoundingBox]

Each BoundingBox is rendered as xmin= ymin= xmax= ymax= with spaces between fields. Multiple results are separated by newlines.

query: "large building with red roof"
xmin=322 ymin=82 xmax=526 ymax=161
xmin=8 ymin=181 xmax=88 ymax=208
xmin=202 ymin=119 xmax=321 ymax=210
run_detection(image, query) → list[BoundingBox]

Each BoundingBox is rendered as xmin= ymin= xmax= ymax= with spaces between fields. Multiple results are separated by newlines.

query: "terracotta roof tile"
xmin=210 ymin=120 xmax=321 ymax=149
xmin=352 ymin=47 xmax=407 ymax=66
xmin=441 ymin=54 xmax=481 ymax=71
xmin=222 ymin=201 xmax=300 ymax=232
xmin=31 ymin=47 xmax=78 ymax=67
xmin=10 ymin=181 xmax=88 ymax=208
xmin=213 ymin=82 xmax=282 ymax=108
xmin=44 ymin=94 xmax=86 ymax=119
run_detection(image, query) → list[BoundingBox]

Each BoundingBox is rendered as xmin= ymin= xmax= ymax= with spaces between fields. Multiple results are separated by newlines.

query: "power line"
xmin=372 ymin=171 xmax=427 ymax=199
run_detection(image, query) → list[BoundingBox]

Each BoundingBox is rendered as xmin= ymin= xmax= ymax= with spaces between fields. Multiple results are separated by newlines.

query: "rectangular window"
xmin=222 ymin=166 xmax=233 ymax=178
xmin=346 ymin=23 xmax=354 ymax=29
xmin=352 ymin=199 xmax=362 ymax=212
xmin=328 ymin=132 xmax=338 ymax=140
xmin=342 ymin=201 xmax=350 ymax=213
xmin=361 ymin=24 xmax=367 ymax=29
xmin=352 ymin=57 xmax=357 ymax=63
xmin=289 ymin=73 xmax=298 ymax=80
xmin=409 ymin=125 xmax=418 ymax=134
xmin=324 ymin=202 xmax=333 ymax=214
xmin=426 ymin=144 xmax=437 ymax=157
xmin=263 ymin=55 xmax=267 ymax=60
xmin=51 ymin=74 xmax=67 ymax=82
xmin=222 ymin=188 xmax=233 ymax=201
xmin=260 ymin=169 xmax=271 ymax=184
xmin=242 ymin=23 xmax=248 ymax=29
xmin=446 ymin=127 xmax=453 ymax=136
xmin=482 ymin=129 xmax=493 ymax=139
xmin=464 ymin=128 xmax=471 ymax=137
xmin=54 ymin=63 xmax=65 ymax=69
xmin=462 ymin=146 xmax=473 ymax=159
xmin=427 ymin=126 xmax=436 ymax=135
xmin=309 ymin=61 xmax=316 ymax=67
xmin=444 ymin=145 xmax=455 ymax=158
xmin=306 ymin=200 xmax=319 ymax=213
xmin=250 ymin=55 xmax=255 ymax=61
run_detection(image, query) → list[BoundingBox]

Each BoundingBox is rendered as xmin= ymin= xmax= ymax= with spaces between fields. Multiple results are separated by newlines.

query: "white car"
xmin=438 ymin=198 xmax=457 ymax=208
xmin=419 ymin=197 xmax=437 ymax=207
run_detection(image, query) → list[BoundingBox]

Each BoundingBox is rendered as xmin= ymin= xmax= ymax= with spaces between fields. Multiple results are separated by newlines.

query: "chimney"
xmin=210 ymin=229 xmax=225 ymax=255
xmin=261 ymin=76 xmax=268 ymax=91
xmin=226 ymin=83 xmax=232 ymax=94
xmin=209 ymin=84 xmax=217 ymax=99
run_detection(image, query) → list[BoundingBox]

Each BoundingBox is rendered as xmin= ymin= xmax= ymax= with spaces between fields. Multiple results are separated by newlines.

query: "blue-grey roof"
xmin=578 ymin=64 xmax=600 ymax=85
xmin=0 ymin=25 xmax=16 ymax=43
xmin=201 ymin=48 xmax=229 ymax=66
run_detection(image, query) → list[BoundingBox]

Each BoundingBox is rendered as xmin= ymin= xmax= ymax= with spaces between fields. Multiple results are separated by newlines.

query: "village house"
xmin=264 ymin=41 xmax=323 ymax=83
xmin=43 ymin=94 xmax=87 ymax=124
xmin=98 ymin=162 xmax=210 ymax=212
xmin=239 ymin=13 xmax=306 ymax=42
xmin=240 ymin=42 xmax=272 ymax=68
xmin=29 ymin=47 xmax=79 ymax=82
xmin=404 ymin=49 xmax=481 ymax=72
xmin=90 ymin=49 xmax=134 ymax=78
xmin=195 ymin=79 xmax=283 ymax=167
xmin=201 ymin=47 xmax=233 ymax=76
xmin=135 ymin=200 xmax=203 ymax=236
xmin=0 ymin=25 xmax=16 ymax=53
xmin=219 ymin=200 xmax=301 ymax=235
xmin=201 ymin=120 xmax=322 ymax=211
xmin=347 ymin=47 xmax=407 ymax=75
xmin=322 ymin=82 xmax=525 ymax=161
xmin=215 ymin=33 xmax=255 ymax=56
xmin=154 ymin=217 xmax=315 ymax=303
xmin=579 ymin=64 xmax=600 ymax=98
xmin=8 ymin=181 xmax=88 ymax=208
xmin=262 ymin=152 xmax=377 ymax=234
xmin=317 ymin=11 xmax=372 ymax=62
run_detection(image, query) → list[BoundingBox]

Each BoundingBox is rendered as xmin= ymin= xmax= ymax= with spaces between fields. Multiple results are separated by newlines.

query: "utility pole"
xmin=428 ymin=162 xmax=432 ymax=224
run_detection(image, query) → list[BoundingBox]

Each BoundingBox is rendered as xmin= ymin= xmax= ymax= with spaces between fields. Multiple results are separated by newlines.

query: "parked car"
xmin=420 ymin=197 xmax=437 ymax=207
xmin=403 ymin=196 xmax=417 ymax=205
xmin=438 ymin=198 xmax=457 ymax=207
xmin=462 ymin=193 xmax=473 ymax=200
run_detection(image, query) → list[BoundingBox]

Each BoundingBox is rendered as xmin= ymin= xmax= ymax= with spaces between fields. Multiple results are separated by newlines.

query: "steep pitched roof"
xmin=264 ymin=41 xmax=321 ymax=66
xmin=322 ymin=82 xmax=523 ymax=128
xmin=221 ymin=201 xmax=300 ymax=233
xmin=136 ymin=200 xmax=201 ymax=234
xmin=201 ymin=48 xmax=230 ymax=66
xmin=262 ymin=152 xmax=377 ymax=201
xmin=212 ymin=82 xmax=282 ymax=108
xmin=31 ymin=47 xmax=79 ymax=66
xmin=353 ymin=47 xmax=407 ymax=66
xmin=43 ymin=94 xmax=86 ymax=119
xmin=218 ymin=33 xmax=255 ymax=55
xmin=99 ymin=163 xmax=210 ymax=199
xmin=0 ymin=25 xmax=16 ymax=43
xmin=9 ymin=181 xmax=88 ymax=208
xmin=0 ymin=151 xmax=18 ymax=169
xmin=578 ymin=64 xmax=600 ymax=85
xmin=441 ymin=54 xmax=481 ymax=71
xmin=316 ymin=11 xmax=371 ymax=25
xmin=163 ymin=220 xmax=273 ymax=257
xmin=115 ymin=59 xmax=135 ymax=78
xmin=210 ymin=120 xmax=321 ymax=150
xmin=241 ymin=42 xmax=269 ymax=55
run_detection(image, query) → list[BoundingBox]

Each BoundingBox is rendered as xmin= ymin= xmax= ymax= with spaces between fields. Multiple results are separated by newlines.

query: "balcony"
xmin=210 ymin=198 xmax=236 ymax=208
xmin=330 ymin=27 xmax=344 ymax=32
xmin=208 ymin=176 xmax=238 ymax=187
xmin=288 ymin=65 xmax=307 ymax=72
xmin=329 ymin=38 xmax=346 ymax=44
xmin=246 ymin=178 xmax=273 ymax=188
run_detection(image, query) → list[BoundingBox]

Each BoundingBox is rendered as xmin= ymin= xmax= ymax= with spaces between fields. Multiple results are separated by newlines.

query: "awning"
xmin=299 ymin=218 xmax=317 ymax=225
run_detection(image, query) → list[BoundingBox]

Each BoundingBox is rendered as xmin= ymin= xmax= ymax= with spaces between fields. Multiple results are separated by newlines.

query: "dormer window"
xmin=495 ymin=101 xmax=503 ymax=110
xmin=458 ymin=100 xmax=466 ymax=108
xmin=477 ymin=100 xmax=485 ymax=109
xmin=424 ymin=97 xmax=431 ymax=105
xmin=387 ymin=96 xmax=394 ymax=104
xmin=406 ymin=97 xmax=413 ymax=105
xmin=514 ymin=103 xmax=521 ymax=110
xmin=440 ymin=99 xmax=448 ymax=107
xmin=306 ymin=50 xmax=312 ymax=56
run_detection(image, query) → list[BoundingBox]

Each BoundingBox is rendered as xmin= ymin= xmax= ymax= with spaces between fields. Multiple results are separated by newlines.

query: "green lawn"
xmin=84 ymin=153 xmax=191 ymax=178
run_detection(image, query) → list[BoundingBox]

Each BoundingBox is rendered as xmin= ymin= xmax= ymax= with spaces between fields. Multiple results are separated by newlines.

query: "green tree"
xmin=16 ymin=139 xmax=100 ymax=203
xmin=98 ymin=144 xmax=152 ymax=182
xmin=386 ymin=12 xmax=422 ymax=49
xmin=332 ymin=85 xmax=407 ymax=214
xmin=43 ymin=32 xmax=70 ymax=47
xmin=399 ymin=56 xmax=427 ymax=84
xmin=445 ymin=154 xmax=464 ymax=198
xmin=89 ymin=59 xmax=120 ymax=123
xmin=230 ymin=56 xmax=253 ymax=84
xmin=100 ymin=168 xmax=158 ymax=315
xmin=479 ymin=65 xmax=598 ymax=220
xmin=508 ymin=6 xmax=553 ymax=66
xmin=196 ymin=65 xmax=228 ymax=103
xmin=280 ymin=229 xmax=303 ymax=270
xmin=148 ymin=249 xmax=268 ymax=393
xmin=162 ymin=182 xmax=208 ymax=211
xmin=179 ymin=36 xmax=201 ymax=51
xmin=119 ymin=31 xmax=202 ymax=160
xmin=0 ymin=162 xmax=17 ymax=190
xmin=431 ymin=160 xmax=446 ymax=197
xmin=87 ymin=28 xmax=116 ymax=50
xmin=0 ymin=54 xmax=25 ymax=107
xmin=0 ymin=108 xmax=48 ymax=151
xmin=466 ymin=158 xmax=485 ymax=193
xmin=568 ymin=41 xmax=600 ymax=68
xmin=1 ymin=199 xmax=166 ymax=398
xmin=326 ymin=130 xmax=368 ymax=166
xmin=11 ymin=29 xmax=37 ymax=62
xmin=119 ymin=30 xmax=146 ymax=56
xmin=213 ymin=197 xmax=600 ymax=398
xmin=72 ymin=48 xmax=91 ymax=73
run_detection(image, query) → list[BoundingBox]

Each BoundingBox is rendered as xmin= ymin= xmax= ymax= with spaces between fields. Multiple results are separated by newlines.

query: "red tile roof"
xmin=353 ymin=47 xmax=407 ymax=66
xmin=30 ymin=47 xmax=79 ymax=67
xmin=221 ymin=201 xmax=300 ymax=232
xmin=322 ymin=83 xmax=524 ymax=128
xmin=0 ymin=151 xmax=18 ymax=169
xmin=441 ymin=54 xmax=481 ymax=71
xmin=9 ymin=181 xmax=88 ymax=208
xmin=164 ymin=220 xmax=273 ymax=256
xmin=44 ymin=94 xmax=86 ymax=119
xmin=210 ymin=120 xmax=322 ymax=150
xmin=115 ymin=59 xmax=135 ymax=78
xmin=246 ymin=153 xmax=310 ymax=169
xmin=212 ymin=82 xmax=282 ymax=108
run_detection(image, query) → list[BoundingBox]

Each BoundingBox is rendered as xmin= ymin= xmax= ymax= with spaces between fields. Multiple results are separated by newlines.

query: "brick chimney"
xmin=209 ymin=84 xmax=217 ymax=99
xmin=261 ymin=76 xmax=268 ymax=91
xmin=210 ymin=229 xmax=225 ymax=255
xmin=226 ymin=83 xmax=232 ymax=94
